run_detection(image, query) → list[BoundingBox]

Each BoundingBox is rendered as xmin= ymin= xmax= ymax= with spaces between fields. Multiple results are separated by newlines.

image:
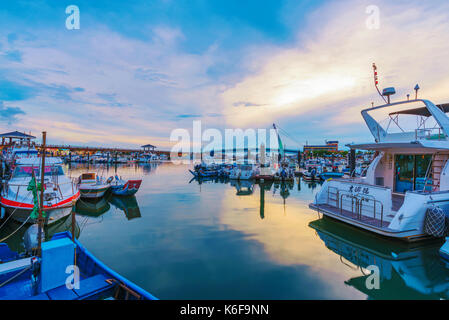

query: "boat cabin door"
xmin=394 ymin=154 xmax=432 ymax=193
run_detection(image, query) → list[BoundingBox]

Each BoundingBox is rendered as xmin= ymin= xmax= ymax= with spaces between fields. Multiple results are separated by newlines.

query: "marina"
xmin=2 ymin=0 xmax=449 ymax=305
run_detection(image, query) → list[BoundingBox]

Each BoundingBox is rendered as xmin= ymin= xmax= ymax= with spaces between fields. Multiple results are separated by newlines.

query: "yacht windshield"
xmin=13 ymin=165 xmax=64 ymax=178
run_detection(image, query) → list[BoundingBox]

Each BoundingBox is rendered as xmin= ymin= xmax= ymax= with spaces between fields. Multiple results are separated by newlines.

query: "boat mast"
xmin=37 ymin=131 xmax=46 ymax=257
xmin=273 ymin=123 xmax=284 ymax=162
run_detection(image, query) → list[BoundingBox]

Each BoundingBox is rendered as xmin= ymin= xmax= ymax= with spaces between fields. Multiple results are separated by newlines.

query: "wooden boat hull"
xmin=110 ymin=180 xmax=142 ymax=196
xmin=0 ymin=232 xmax=157 ymax=300
xmin=79 ymin=186 xmax=109 ymax=199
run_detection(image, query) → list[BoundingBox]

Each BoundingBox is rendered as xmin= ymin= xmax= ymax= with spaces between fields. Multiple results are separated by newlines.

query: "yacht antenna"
xmin=372 ymin=63 xmax=387 ymax=104
xmin=414 ymin=84 xmax=420 ymax=99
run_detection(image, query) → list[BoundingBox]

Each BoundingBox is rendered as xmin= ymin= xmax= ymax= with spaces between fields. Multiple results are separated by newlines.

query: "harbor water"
xmin=2 ymin=161 xmax=448 ymax=299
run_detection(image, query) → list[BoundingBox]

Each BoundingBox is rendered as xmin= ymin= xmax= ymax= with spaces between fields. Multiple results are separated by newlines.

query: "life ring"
xmin=106 ymin=176 xmax=114 ymax=184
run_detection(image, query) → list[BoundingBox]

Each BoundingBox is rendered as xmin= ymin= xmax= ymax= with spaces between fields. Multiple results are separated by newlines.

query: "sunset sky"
xmin=1 ymin=0 xmax=449 ymax=150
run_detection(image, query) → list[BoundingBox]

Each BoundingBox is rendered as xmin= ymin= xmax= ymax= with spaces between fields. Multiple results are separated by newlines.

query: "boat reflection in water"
xmin=189 ymin=175 xmax=229 ymax=185
xmin=309 ymin=217 xmax=449 ymax=299
xmin=75 ymin=194 xmax=143 ymax=221
xmin=109 ymin=195 xmax=142 ymax=220
xmin=75 ymin=196 xmax=111 ymax=217
xmin=230 ymin=180 xmax=254 ymax=196
xmin=0 ymin=213 xmax=80 ymax=253
xmin=258 ymin=180 xmax=274 ymax=220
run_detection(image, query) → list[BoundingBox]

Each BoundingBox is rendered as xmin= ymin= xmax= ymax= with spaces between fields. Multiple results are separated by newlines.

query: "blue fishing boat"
xmin=110 ymin=176 xmax=142 ymax=196
xmin=319 ymin=171 xmax=344 ymax=180
xmin=188 ymin=169 xmax=218 ymax=178
xmin=0 ymin=232 xmax=157 ymax=300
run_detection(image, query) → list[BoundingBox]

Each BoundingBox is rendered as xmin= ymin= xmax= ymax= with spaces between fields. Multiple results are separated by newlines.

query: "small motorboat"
xmin=229 ymin=164 xmax=257 ymax=180
xmin=189 ymin=168 xmax=218 ymax=178
xmin=274 ymin=166 xmax=295 ymax=182
xmin=110 ymin=176 xmax=142 ymax=196
xmin=319 ymin=171 xmax=345 ymax=181
xmin=0 ymin=231 xmax=157 ymax=300
xmin=77 ymin=172 xmax=110 ymax=199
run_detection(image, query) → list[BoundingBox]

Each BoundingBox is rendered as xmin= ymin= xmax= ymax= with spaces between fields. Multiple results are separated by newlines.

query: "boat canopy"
xmin=388 ymin=103 xmax=449 ymax=117
xmin=361 ymin=99 xmax=449 ymax=144
xmin=348 ymin=140 xmax=449 ymax=151
xmin=16 ymin=157 xmax=63 ymax=165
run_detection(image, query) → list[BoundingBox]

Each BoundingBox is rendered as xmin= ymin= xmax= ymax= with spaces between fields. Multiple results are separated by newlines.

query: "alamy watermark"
xmin=169 ymin=121 xmax=283 ymax=164
xmin=365 ymin=265 xmax=380 ymax=290
xmin=66 ymin=5 xmax=80 ymax=30
xmin=366 ymin=5 xmax=380 ymax=30
xmin=65 ymin=264 xmax=80 ymax=290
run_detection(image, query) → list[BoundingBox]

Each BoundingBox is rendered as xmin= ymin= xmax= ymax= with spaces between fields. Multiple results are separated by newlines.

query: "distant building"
xmin=0 ymin=131 xmax=36 ymax=147
xmin=141 ymin=144 xmax=156 ymax=152
xmin=303 ymin=140 xmax=338 ymax=153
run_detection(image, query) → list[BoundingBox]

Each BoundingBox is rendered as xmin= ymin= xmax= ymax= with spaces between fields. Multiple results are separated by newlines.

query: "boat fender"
xmin=424 ymin=205 xmax=447 ymax=237
xmin=0 ymin=206 xmax=4 ymax=219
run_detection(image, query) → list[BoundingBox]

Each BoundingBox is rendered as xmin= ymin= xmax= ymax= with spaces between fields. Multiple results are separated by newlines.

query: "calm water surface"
xmin=4 ymin=162 xmax=449 ymax=299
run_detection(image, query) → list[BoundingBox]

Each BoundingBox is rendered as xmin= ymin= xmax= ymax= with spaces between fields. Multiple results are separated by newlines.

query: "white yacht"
xmin=309 ymin=87 xmax=449 ymax=241
xmin=0 ymin=157 xmax=79 ymax=224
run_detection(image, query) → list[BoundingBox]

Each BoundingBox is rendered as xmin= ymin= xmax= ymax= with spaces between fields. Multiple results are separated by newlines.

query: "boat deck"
xmin=392 ymin=193 xmax=405 ymax=212
xmin=315 ymin=203 xmax=390 ymax=228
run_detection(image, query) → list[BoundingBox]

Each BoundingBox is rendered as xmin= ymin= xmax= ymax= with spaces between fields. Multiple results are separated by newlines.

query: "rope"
xmin=0 ymin=215 xmax=31 ymax=242
xmin=0 ymin=190 xmax=32 ymax=230
xmin=0 ymin=264 xmax=32 ymax=288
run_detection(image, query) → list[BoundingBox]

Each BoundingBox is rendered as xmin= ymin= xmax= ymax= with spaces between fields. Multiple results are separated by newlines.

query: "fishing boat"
xmin=309 ymin=74 xmax=449 ymax=241
xmin=229 ymin=163 xmax=257 ymax=180
xmin=110 ymin=176 xmax=142 ymax=196
xmin=77 ymin=173 xmax=110 ymax=199
xmin=189 ymin=162 xmax=219 ymax=178
xmin=0 ymin=157 xmax=80 ymax=225
xmin=274 ymin=165 xmax=295 ymax=182
xmin=0 ymin=231 xmax=157 ymax=300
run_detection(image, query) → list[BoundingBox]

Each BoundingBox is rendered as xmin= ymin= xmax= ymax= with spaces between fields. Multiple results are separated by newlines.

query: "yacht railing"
xmin=325 ymin=186 xmax=385 ymax=226
xmin=415 ymin=128 xmax=446 ymax=140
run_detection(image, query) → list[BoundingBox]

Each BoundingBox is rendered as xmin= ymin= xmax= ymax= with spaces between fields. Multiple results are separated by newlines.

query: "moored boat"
xmin=77 ymin=173 xmax=110 ymax=199
xmin=0 ymin=157 xmax=80 ymax=225
xmin=0 ymin=231 xmax=157 ymax=300
xmin=110 ymin=176 xmax=142 ymax=196
xmin=309 ymin=80 xmax=449 ymax=241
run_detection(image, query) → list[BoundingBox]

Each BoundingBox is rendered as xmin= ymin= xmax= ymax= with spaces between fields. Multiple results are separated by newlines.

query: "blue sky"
xmin=1 ymin=0 xmax=449 ymax=149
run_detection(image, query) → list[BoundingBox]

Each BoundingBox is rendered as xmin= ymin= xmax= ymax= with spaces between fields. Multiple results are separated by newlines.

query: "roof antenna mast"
xmin=372 ymin=63 xmax=387 ymax=104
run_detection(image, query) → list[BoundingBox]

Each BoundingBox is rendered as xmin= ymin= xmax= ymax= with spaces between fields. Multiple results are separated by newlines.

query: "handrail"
xmin=338 ymin=191 xmax=384 ymax=226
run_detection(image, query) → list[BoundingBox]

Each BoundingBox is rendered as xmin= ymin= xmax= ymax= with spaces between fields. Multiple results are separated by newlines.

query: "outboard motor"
xmin=23 ymin=224 xmax=45 ymax=255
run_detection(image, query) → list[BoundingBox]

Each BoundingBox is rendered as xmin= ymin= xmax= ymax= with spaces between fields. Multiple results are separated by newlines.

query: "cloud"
xmin=1 ymin=0 xmax=449 ymax=148
xmin=3 ymin=50 xmax=22 ymax=62
xmin=220 ymin=0 xmax=449 ymax=143
xmin=0 ymin=101 xmax=25 ymax=124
